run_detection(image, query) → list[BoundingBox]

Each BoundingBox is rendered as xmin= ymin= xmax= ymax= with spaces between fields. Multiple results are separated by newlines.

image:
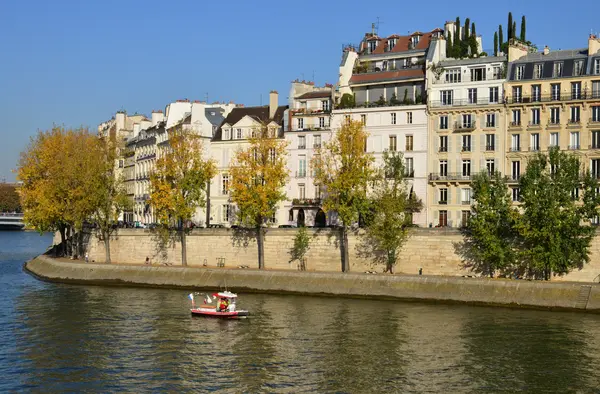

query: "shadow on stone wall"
xmin=150 ymin=227 xmax=177 ymax=264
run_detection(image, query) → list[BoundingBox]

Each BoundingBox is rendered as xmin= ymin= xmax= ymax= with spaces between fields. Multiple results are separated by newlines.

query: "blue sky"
xmin=0 ymin=0 xmax=597 ymax=181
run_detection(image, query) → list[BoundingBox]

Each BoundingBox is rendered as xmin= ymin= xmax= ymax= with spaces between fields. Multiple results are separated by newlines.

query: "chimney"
xmin=132 ymin=123 xmax=141 ymax=138
xmin=589 ymin=34 xmax=600 ymax=55
xmin=508 ymin=39 xmax=529 ymax=62
xmin=115 ymin=112 xmax=126 ymax=132
xmin=151 ymin=110 xmax=164 ymax=127
xmin=269 ymin=90 xmax=278 ymax=119
xmin=543 ymin=45 xmax=550 ymax=55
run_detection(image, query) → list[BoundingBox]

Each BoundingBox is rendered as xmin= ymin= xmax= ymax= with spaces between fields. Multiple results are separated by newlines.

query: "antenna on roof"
xmin=205 ymin=92 xmax=209 ymax=103
xmin=375 ymin=17 xmax=383 ymax=35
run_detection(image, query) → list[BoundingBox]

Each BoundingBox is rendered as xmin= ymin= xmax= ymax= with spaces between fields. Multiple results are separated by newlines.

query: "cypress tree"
xmin=520 ymin=15 xmax=526 ymax=41
xmin=464 ymin=18 xmax=470 ymax=39
xmin=456 ymin=17 xmax=461 ymax=40
xmin=508 ymin=12 xmax=513 ymax=40
xmin=512 ymin=21 xmax=517 ymax=41
xmin=471 ymin=22 xmax=476 ymax=37
xmin=447 ymin=32 xmax=453 ymax=57
xmin=499 ymin=25 xmax=504 ymax=49
xmin=494 ymin=31 xmax=498 ymax=56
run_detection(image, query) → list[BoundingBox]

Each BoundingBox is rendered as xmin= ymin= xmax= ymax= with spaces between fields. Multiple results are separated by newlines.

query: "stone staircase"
xmin=575 ymin=285 xmax=592 ymax=309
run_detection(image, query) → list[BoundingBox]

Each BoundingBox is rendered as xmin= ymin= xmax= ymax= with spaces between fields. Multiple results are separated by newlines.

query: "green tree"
xmin=0 ymin=183 xmax=21 ymax=212
xmin=150 ymin=125 xmax=216 ymax=266
xmin=362 ymin=151 xmax=421 ymax=273
xmin=517 ymin=147 xmax=600 ymax=280
xmin=464 ymin=18 xmax=470 ymax=39
xmin=461 ymin=171 xmax=518 ymax=277
xmin=512 ymin=21 xmax=517 ymax=41
xmin=520 ymin=15 xmax=526 ymax=41
xmin=493 ymin=31 xmax=499 ymax=56
xmin=229 ymin=123 xmax=289 ymax=269
xmin=446 ymin=32 xmax=453 ymax=57
xmin=508 ymin=12 xmax=513 ymax=40
xmin=289 ymin=226 xmax=310 ymax=270
xmin=499 ymin=25 xmax=504 ymax=51
xmin=312 ymin=120 xmax=374 ymax=272
xmin=471 ymin=22 xmax=476 ymax=37
xmin=338 ymin=93 xmax=355 ymax=109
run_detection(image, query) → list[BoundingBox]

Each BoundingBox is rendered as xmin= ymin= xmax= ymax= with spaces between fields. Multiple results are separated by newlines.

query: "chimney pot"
xmin=543 ymin=45 xmax=550 ymax=55
xmin=269 ymin=91 xmax=278 ymax=119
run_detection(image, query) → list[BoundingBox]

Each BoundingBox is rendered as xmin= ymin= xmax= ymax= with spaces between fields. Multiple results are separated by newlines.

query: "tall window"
xmin=470 ymin=67 xmax=486 ymax=81
xmin=468 ymin=88 xmax=477 ymax=104
xmin=461 ymin=211 xmax=471 ymax=227
xmin=515 ymin=65 xmax=524 ymax=80
xmin=462 ymin=135 xmax=471 ymax=152
xmin=486 ymin=159 xmax=495 ymax=174
xmin=298 ymin=136 xmax=306 ymax=149
xmin=446 ymin=68 xmax=461 ymax=83
xmin=298 ymin=184 xmax=306 ymax=199
xmin=512 ymin=86 xmax=522 ymax=103
xmin=236 ymin=128 xmax=242 ymax=139
xmin=486 ymin=113 xmax=496 ymax=127
xmin=439 ymin=160 xmax=448 ymax=176
xmin=550 ymin=107 xmax=561 ymax=124
xmin=594 ymin=81 xmax=600 ymax=98
xmin=461 ymin=188 xmax=472 ymax=204
xmin=462 ymin=114 xmax=473 ymax=128
xmin=313 ymin=134 xmax=321 ymax=148
xmin=551 ymin=83 xmax=561 ymax=100
xmin=512 ymin=109 xmax=521 ymax=126
xmin=532 ymin=85 xmax=541 ymax=102
xmin=489 ymin=87 xmax=499 ymax=103
xmin=550 ymin=132 xmax=559 ymax=148
xmin=298 ymin=155 xmax=306 ymax=177
xmin=511 ymin=134 xmax=521 ymax=151
xmin=405 ymin=158 xmax=414 ymax=177
xmin=570 ymin=106 xmax=581 ymax=123
xmin=553 ymin=62 xmax=563 ymax=77
xmin=440 ymin=90 xmax=453 ymax=105
xmin=405 ymin=135 xmax=413 ymax=151
xmin=595 ymin=59 xmax=600 ymax=75
xmin=574 ymin=61 xmax=584 ymax=76
xmin=571 ymin=82 xmax=582 ymax=100
xmin=224 ymin=128 xmax=231 ymax=140
xmin=319 ymin=117 xmax=325 ymax=128
xmin=439 ymin=210 xmax=448 ymax=227
xmin=512 ymin=161 xmax=521 ymax=180
xmin=531 ymin=108 xmax=540 ymax=125
xmin=592 ymin=131 xmax=600 ymax=149
xmin=439 ymin=136 xmax=448 ymax=152
xmin=534 ymin=64 xmax=543 ymax=79
xmin=512 ymin=188 xmax=520 ymax=202
xmin=391 ymin=113 xmax=397 ymax=125
xmin=224 ymin=204 xmax=232 ymax=222
xmin=439 ymin=115 xmax=448 ymax=129
xmin=361 ymin=114 xmax=367 ymax=125
xmin=221 ymin=173 xmax=229 ymax=195
xmin=389 ymin=136 xmax=397 ymax=151
xmin=592 ymin=106 xmax=600 ymax=122
xmin=407 ymin=112 xmax=413 ymax=124
xmin=570 ymin=132 xmax=580 ymax=150
xmin=530 ymin=133 xmax=540 ymax=151
xmin=322 ymin=100 xmax=330 ymax=111
xmin=462 ymin=160 xmax=471 ymax=177
xmin=486 ymin=134 xmax=495 ymax=151
xmin=591 ymin=159 xmax=600 ymax=178
xmin=297 ymin=118 xmax=304 ymax=130
xmin=439 ymin=188 xmax=448 ymax=204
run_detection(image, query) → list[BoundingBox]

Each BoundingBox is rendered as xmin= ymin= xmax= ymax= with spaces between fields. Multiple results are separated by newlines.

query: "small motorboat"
xmin=189 ymin=291 xmax=249 ymax=319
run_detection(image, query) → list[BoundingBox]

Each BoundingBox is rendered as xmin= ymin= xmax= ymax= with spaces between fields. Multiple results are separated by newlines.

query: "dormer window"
xmin=236 ymin=128 xmax=242 ymax=139
xmin=595 ymin=59 xmax=600 ymax=75
xmin=515 ymin=66 xmax=524 ymax=80
xmin=387 ymin=38 xmax=397 ymax=51
xmin=534 ymin=64 xmax=543 ymax=79
xmin=368 ymin=40 xmax=377 ymax=53
xmin=411 ymin=36 xmax=420 ymax=48
xmin=224 ymin=128 xmax=231 ymax=140
xmin=573 ymin=60 xmax=584 ymax=76
xmin=553 ymin=62 xmax=563 ymax=77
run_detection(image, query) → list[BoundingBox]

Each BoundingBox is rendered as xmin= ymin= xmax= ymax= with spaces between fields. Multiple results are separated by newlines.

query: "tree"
xmin=464 ymin=18 xmax=470 ymax=40
xmin=516 ymin=147 xmax=600 ymax=280
xmin=0 ymin=183 xmax=21 ymax=212
xmin=520 ymin=15 xmax=526 ymax=41
xmin=338 ymin=93 xmax=355 ymax=109
xmin=312 ymin=120 xmax=374 ymax=272
xmin=493 ymin=32 xmax=499 ymax=56
xmin=289 ymin=226 xmax=310 ymax=270
xmin=512 ymin=21 xmax=517 ymax=42
xmin=471 ymin=22 xmax=476 ymax=37
xmin=508 ymin=12 xmax=513 ymax=40
xmin=362 ymin=151 xmax=421 ymax=273
xmin=461 ymin=171 xmax=518 ymax=277
xmin=149 ymin=125 xmax=216 ymax=266
xmin=498 ymin=25 xmax=504 ymax=52
xmin=229 ymin=123 xmax=289 ymax=269
xmin=446 ymin=32 xmax=453 ymax=57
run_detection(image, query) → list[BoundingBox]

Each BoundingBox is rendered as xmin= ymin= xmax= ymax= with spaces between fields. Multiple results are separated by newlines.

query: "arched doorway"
xmin=315 ymin=209 xmax=327 ymax=227
xmin=297 ymin=208 xmax=306 ymax=227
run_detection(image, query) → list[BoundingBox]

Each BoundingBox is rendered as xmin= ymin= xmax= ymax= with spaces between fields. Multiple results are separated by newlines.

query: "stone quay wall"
xmin=73 ymin=228 xmax=600 ymax=283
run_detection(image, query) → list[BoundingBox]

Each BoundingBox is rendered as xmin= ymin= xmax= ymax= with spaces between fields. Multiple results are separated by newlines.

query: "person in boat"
xmin=218 ymin=297 xmax=230 ymax=312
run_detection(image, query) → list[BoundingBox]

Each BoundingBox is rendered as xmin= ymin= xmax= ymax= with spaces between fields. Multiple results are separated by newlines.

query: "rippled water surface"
xmin=2 ymin=231 xmax=600 ymax=392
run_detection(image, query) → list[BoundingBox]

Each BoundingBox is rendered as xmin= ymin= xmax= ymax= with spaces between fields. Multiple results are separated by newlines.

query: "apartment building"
xmin=505 ymin=36 xmax=600 ymax=202
xmin=426 ymin=51 xmax=506 ymax=227
xmin=284 ymin=81 xmax=333 ymax=227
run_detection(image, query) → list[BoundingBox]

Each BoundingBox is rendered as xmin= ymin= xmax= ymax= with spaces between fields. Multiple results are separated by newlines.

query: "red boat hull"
xmin=190 ymin=308 xmax=249 ymax=318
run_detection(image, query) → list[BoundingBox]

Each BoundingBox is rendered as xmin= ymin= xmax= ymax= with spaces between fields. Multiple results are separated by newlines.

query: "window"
xmin=440 ymin=90 xmax=453 ymax=105
xmin=571 ymin=82 xmax=582 ymax=100
xmin=411 ymin=35 xmax=420 ymax=47
xmin=314 ymin=134 xmax=321 ymax=148
xmin=512 ymin=188 xmax=520 ymax=202
xmin=221 ymin=173 xmax=229 ymax=195
xmin=592 ymin=159 xmax=600 ymax=178
xmin=489 ymin=87 xmax=499 ymax=103
xmin=461 ymin=188 xmax=472 ymax=205
xmin=445 ymin=69 xmax=461 ymax=83
xmin=492 ymin=66 xmax=502 ymax=79
xmin=322 ymin=100 xmax=330 ymax=111
xmin=468 ymin=88 xmax=477 ymax=104
xmin=462 ymin=114 xmax=473 ymax=128
xmin=486 ymin=159 xmax=495 ymax=175
xmin=319 ymin=117 xmax=325 ymax=128
xmin=439 ymin=136 xmax=448 ymax=152
xmin=439 ymin=188 xmax=448 ymax=204
xmin=511 ymin=134 xmax=521 ymax=151
xmin=570 ymin=132 xmax=580 ymax=150
xmin=515 ymin=65 xmax=524 ymax=80
xmin=553 ymin=62 xmax=563 ymax=77
xmin=462 ymin=134 xmax=472 ymax=152
xmin=572 ymin=187 xmax=580 ymax=200
xmin=361 ymin=114 xmax=366 ymax=125
xmin=512 ymin=161 xmax=521 ymax=180
xmin=462 ymin=160 xmax=471 ymax=177
xmin=594 ymin=81 xmax=600 ymax=98
xmin=387 ymin=38 xmax=397 ymax=51
xmin=391 ymin=113 xmax=397 ymax=124
xmin=531 ymin=108 xmax=540 ymax=125
xmin=223 ymin=204 xmax=232 ymax=222
xmin=297 ymin=118 xmax=304 ymax=130
xmin=405 ymin=135 xmax=413 ymax=151
xmin=530 ymin=133 xmax=540 ymax=151
xmin=236 ymin=128 xmax=242 ymax=139
xmin=486 ymin=134 xmax=495 ymax=151
xmin=407 ymin=112 xmax=413 ymax=124
xmin=570 ymin=106 xmax=581 ymax=123
xmin=595 ymin=59 xmax=600 ymax=75
xmin=224 ymin=128 xmax=231 ymax=140
xmin=486 ymin=113 xmax=496 ymax=128
xmin=368 ymin=41 xmax=377 ymax=53
xmin=532 ymin=85 xmax=541 ymax=102
xmin=550 ymin=132 xmax=559 ymax=148
xmin=439 ymin=115 xmax=448 ymax=129
xmin=512 ymin=86 xmax=522 ymax=103
xmin=405 ymin=158 xmax=414 ymax=177
xmin=534 ymin=64 xmax=543 ymax=79
xmin=461 ymin=211 xmax=471 ymax=227
xmin=439 ymin=160 xmax=448 ymax=176
xmin=512 ymin=109 xmax=521 ymax=126
xmin=551 ymin=83 xmax=561 ymax=100
xmin=389 ymin=136 xmax=397 ymax=151
xmin=592 ymin=131 xmax=600 ymax=149
xmin=574 ymin=61 xmax=584 ymax=76
xmin=550 ymin=107 xmax=561 ymax=124
xmin=470 ymin=67 xmax=486 ymax=82
xmin=298 ymin=184 xmax=306 ymax=199
xmin=298 ymin=136 xmax=306 ymax=149
xmin=298 ymin=155 xmax=306 ymax=177
xmin=592 ymin=106 xmax=600 ymax=122
xmin=439 ymin=210 xmax=448 ymax=227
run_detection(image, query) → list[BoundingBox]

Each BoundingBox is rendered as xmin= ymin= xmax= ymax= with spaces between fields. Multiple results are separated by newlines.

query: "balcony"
xmin=510 ymin=146 xmax=521 ymax=152
xmin=405 ymin=170 xmax=415 ymax=178
xmin=432 ymin=74 xmax=504 ymax=85
xmin=290 ymin=108 xmax=331 ymax=116
xmin=454 ymin=121 xmax=476 ymax=132
xmin=461 ymin=200 xmax=471 ymax=205
xmin=508 ymin=121 xmax=522 ymax=129
xmin=547 ymin=120 xmax=561 ymax=128
xmin=438 ymin=200 xmax=448 ymax=205
xmin=590 ymin=144 xmax=600 ymax=150
xmin=590 ymin=117 xmax=600 ymax=125
xmin=313 ymin=143 xmax=322 ymax=149
xmin=484 ymin=122 xmax=496 ymax=128
xmin=295 ymin=171 xmax=307 ymax=178
xmin=430 ymin=98 xmax=504 ymax=108
xmin=285 ymin=125 xmax=330 ymax=132
xmin=439 ymin=146 xmax=448 ymax=152
xmin=461 ymin=146 xmax=472 ymax=152
xmin=292 ymin=198 xmax=322 ymax=207
xmin=567 ymin=119 xmax=581 ymax=127
xmin=485 ymin=145 xmax=495 ymax=152
xmin=428 ymin=173 xmax=473 ymax=182
xmin=506 ymin=92 xmax=600 ymax=105
xmin=136 ymin=175 xmax=150 ymax=181
xmin=507 ymin=175 xmax=521 ymax=184
xmin=569 ymin=144 xmax=581 ymax=150
xmin=298 ymin=144 xmax=306 ymax=150
xmin=527 ymin=121 xmax=541 ymax=129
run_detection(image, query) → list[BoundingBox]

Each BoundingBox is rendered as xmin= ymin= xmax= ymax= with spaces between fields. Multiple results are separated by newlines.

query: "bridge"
xmin=0 ymin=213 xmax=25 ymax=230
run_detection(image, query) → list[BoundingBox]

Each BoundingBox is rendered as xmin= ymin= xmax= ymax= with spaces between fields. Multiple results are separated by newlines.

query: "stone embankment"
xmin=25 ymin=255 xmax=600 ymax=313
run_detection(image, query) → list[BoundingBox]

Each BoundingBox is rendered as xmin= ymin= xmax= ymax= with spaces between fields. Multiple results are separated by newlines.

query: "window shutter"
xmin=495 ymin=134 xmax=500 ymax=151
xmin=456 ymin=135 xmax=461 ymax=152
xmin=480 ymin=158 xmax=485 ymax=172
xmin=494 ymin=158 xmax=498 ymax=173
xmin=447 ymin=136 xmax=452 ymax=152
xmin=472 ymin=135 xmax=477 ymax=150
xmin=456 ymin=187 xmax=461 ymax=204
xmin=481 ymin=134 xmax=486 ymax=151
xmin=434 ymin=211 xmax=439 ymax=225
xmin=448 ymin=159 xmax=453 ymax=173
xmin=434 ymin=136 xmax=439 ymax=151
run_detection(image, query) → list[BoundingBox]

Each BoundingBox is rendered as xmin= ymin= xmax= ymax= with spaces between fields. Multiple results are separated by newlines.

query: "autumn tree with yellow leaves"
xmin=149 ymin=125 xmax=216 ymax=266
xmin=312 ymin=120 xmax=374 ymax=272
xmin=229 ymin=123 xmax=289 ymax=269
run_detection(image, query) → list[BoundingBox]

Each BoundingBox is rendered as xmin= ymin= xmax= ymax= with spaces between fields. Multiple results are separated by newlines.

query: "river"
xmin=1 ymin=231 xmax=600 ymax=392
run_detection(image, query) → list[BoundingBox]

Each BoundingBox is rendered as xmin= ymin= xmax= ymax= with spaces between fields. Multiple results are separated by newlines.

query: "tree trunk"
xmin=59 ymin=226 xmax=66 ymax=257
xmin=257 ymin=226 xmax=265 ymax=269
xmin=205 ymin=181 xmax=211 ymax=228
xmin=103 ymin=230 xmax=111 ymax=264
xmin=340 ymin=226 xmax=350 ymax=272
xmin=181 ymin=229 xmax=187 ymax=266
